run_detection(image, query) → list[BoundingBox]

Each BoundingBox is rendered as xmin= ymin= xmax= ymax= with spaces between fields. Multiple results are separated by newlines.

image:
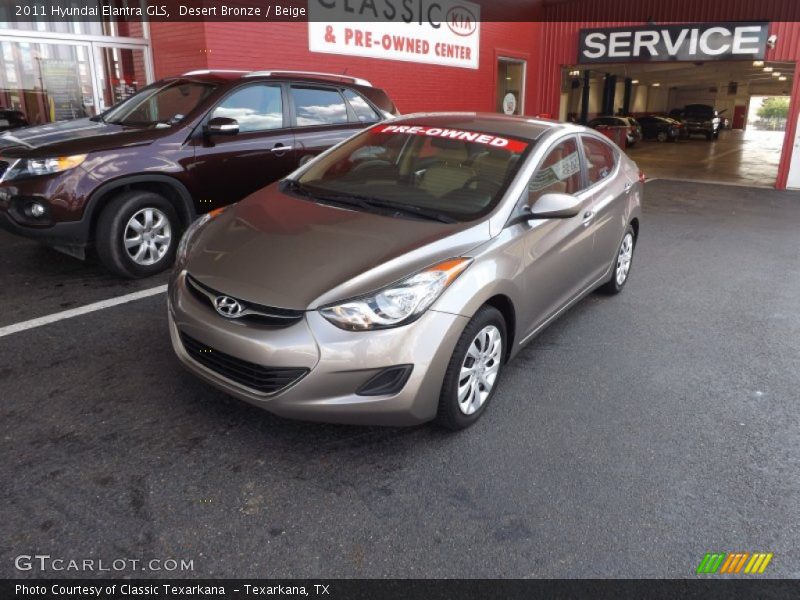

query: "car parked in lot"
xmin=168 ymin=113 xmax=643 ymax=429
xmin=588 ymin=116 xmax=642 ymax=147
xmin=0 ymin=70 xmax=397 ymax=277
xmin=669 ymin=104 xmax=721 ymax=140
xmin=0 ymin=108 xmax=28 ymax=132
xmin=636 ymin=115 xmax=684 ymax=142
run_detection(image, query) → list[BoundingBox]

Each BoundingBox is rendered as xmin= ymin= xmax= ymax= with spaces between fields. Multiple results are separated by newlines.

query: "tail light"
xmin=638 ymin=170 xmax=646 ymax=183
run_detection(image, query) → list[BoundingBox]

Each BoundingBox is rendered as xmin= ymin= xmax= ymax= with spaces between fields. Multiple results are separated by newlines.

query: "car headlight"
xmin=3 ymin=155 xmax=87 ymax=181
xmin=319 ymin=258 xmax=472 ymax=331
xmin=176 ymin=207 xmax=226 ymax=264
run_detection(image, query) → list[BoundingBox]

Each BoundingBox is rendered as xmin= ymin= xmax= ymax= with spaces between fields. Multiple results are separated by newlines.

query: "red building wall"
xmin=151 ymin=21 xmax=541 ymax=115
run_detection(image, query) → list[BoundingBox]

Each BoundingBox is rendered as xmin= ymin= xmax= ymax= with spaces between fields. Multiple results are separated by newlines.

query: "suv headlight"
xmin=319 ymin=258 xmax=472 ymax=331
xmin=3 ymin=155 xmax=87 ymax=181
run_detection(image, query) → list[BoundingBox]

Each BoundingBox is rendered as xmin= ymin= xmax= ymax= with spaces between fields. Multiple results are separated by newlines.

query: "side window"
xmin=343 ymin=89 xmax=380 ymax=123
xmin=211 ymin=84 xmax=283 ymax=133
xmin=291 ymin=86 xmax=349 ymax=126
xmin=528 ymin=137 xmax=583 ymax=203
xmin=581 ymin=136 xmax=617 ymax=185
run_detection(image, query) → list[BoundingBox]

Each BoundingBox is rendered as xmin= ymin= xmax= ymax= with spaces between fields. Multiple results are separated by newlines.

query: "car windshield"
xmin=101 ymin=80 xmax=218 ymax=127
xmin=291 ymin=123 xmax=533 ymax=222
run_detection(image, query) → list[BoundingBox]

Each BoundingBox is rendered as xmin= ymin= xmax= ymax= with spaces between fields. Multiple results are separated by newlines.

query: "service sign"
xmin=308 ymin=0 xmax=480 ymax=69
xmin=578 ymin=22 xmax=769 ymax=64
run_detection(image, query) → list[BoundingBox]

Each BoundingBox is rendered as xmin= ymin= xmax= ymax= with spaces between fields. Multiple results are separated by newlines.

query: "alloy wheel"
xmin=124 ymin=207 xmax=172 ymax=266
xmin=616 ymin=232 xmax=634 ymax=286
xmin=457 ymin=325 xmax=503 ymax=415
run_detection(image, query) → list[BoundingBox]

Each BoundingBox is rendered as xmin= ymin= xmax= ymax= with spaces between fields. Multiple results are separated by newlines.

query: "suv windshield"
xmin=101 ymin=80 xmax=218 ymax=127
xmin=291 ymin=123 xmax=533 ymax=222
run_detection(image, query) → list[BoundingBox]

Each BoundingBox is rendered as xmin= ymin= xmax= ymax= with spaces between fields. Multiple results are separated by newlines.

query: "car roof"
xmin=385 ymin=112 xmax=566 ymax=141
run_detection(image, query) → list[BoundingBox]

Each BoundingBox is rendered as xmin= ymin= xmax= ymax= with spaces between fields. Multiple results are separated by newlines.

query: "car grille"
xmin=180 ymin=332 xmax=308 ymax=394
xmin=185 ymin=273 xmax=304 ymax=327
xmin=0 ymin=159 xmax=9 ymax=181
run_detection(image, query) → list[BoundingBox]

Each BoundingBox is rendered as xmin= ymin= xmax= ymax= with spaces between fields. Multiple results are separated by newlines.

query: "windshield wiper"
xmin=283 ymin=181 xmax=455 ymax=224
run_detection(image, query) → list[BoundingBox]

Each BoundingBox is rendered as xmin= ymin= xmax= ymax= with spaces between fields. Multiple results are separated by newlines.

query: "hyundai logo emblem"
xmin=214 ymin=295 xmax=244 ymax=318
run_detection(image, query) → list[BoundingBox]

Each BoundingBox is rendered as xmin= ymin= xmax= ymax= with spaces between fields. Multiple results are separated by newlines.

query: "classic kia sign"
xmin=578 ymin=22 xmax=769 ymax=64
xmin=309 ymin=0 xmax=480 ymax=69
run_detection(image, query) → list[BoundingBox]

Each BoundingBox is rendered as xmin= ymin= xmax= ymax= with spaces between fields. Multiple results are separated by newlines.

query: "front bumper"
xmin=168 ymin=270 xmax=469 ymax=426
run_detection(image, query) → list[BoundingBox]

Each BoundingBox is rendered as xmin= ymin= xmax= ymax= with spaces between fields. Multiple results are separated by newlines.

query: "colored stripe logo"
xmin=697 ymin=552 xmax=773 ymax=574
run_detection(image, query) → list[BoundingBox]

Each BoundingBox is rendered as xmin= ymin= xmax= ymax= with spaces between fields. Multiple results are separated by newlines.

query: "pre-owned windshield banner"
xmin=374 ymin=124 xmax=529 ymax=152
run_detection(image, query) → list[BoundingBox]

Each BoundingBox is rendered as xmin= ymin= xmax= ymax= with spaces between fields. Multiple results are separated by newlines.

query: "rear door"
xmin=190 ymin=82 xmax=295 ymax=209
xmin=289 ymin=85 xmax=368 ymax=165
xmin=580 ymin=134 xmax=628 ymax=280
xmin=517 ymin=135 xmax=598 ymax=338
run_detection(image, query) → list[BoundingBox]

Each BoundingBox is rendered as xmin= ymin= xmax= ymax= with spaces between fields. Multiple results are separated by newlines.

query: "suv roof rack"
xmin=182 ymin=69 xmax=250 ymax=76
xmin=244 ymin=70 xmax=372 ymax=87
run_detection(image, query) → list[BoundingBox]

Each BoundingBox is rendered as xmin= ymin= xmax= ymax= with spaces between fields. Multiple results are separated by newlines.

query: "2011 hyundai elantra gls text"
xmin=168 ymin=113 xmax=643 ymax=429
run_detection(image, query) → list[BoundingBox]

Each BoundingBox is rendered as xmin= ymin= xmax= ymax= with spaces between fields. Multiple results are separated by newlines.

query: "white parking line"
xmin=0 ymin=285 xmax=168 ymax=338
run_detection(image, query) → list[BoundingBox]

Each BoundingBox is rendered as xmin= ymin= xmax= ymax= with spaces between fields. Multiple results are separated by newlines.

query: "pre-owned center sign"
xmin=309 ymin=0 xmax=480 ymax=69
xmin=578 ymin=22 xmax=769 ymax=64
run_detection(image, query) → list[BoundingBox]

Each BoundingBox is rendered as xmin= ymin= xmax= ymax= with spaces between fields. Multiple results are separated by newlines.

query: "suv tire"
xmin=436 ymin=306 xmax=506 ymax=430
xmin=96 ymin=190 xmax=180 ymax=278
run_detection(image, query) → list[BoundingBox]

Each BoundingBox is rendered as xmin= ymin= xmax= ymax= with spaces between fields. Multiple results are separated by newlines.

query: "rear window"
xmin=291 ymin=86 xmax=349 ymax=126
xmin=582 ymin=136 xmax=617 ymax=186
xmin=343 ymin=89 xmax=380 ymax=123
xmin=291 ymin=123 xmax=533 ymax=221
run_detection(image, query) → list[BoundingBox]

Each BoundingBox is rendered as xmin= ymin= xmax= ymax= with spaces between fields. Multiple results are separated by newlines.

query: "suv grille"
xmin=185 ymin=274 xmax=304 ymax=327
xmin=180 ymin=332 xmax=308 ymax=394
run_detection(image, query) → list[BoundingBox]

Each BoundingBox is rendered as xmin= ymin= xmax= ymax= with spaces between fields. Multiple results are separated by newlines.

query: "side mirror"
xmin=529 ymin=192 xmax=582 ymax=219
xmin=205 ymin=117 xmax=239 ymax=136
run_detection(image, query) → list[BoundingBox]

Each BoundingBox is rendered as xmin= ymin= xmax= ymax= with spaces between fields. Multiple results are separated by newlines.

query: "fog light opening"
xmin=26 ymin=202 xmax=47 ymax=218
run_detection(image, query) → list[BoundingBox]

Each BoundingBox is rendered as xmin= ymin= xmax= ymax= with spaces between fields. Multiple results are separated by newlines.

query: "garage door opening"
xmin=559 ymin=61 xmax=794 ymax=188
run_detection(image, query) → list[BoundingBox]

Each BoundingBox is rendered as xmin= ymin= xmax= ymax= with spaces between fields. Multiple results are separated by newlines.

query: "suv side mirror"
xmin=206 ymin=117 xmax=239 ymax=136
xmin=529 ymin=192 xmax=582 ymax=219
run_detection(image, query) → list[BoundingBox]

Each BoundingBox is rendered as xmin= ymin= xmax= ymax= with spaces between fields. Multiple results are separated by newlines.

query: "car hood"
xmin=185 ymin=185 xmax=491 ymax=310
xmin=0 ymin=118 xmax=160 ymax=157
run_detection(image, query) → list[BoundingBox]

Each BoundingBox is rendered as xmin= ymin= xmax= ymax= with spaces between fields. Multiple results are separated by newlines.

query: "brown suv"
xmin=0 ymin=70 xmax=397 ymax=277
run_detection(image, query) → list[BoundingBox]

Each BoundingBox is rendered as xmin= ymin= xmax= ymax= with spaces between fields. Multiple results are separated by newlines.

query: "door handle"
xmin=582 ymin=210 xmax=595 ymax=226
xmin=624 ymin=182 xmax=633 ymax=193
xmin=270 ymin=144 xmax=293 ymax=154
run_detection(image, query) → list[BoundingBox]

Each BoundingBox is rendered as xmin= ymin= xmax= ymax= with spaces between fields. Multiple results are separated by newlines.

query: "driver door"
xmin=189 ymin=83 xmax=295 ymax=210
xmin=516 ymin=136 xmax=597 ymax=339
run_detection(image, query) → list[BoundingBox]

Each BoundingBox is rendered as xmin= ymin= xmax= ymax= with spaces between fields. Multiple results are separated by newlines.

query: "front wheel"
xmin=599 ymin=226 xmax=635 ymax=295
xmin=656 ymin=131 xmax=668 ymax=142
xmin=95 ymin=190 xmax=180 ymax=278
xmin=436 ymin=306 xmax=506 ymax=430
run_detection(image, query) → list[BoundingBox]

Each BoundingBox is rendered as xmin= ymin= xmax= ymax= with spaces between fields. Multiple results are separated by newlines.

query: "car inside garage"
xmin=558 ymin=22 xmax=794 ymax=188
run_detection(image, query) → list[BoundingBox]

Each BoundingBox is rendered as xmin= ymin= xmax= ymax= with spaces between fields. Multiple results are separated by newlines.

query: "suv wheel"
xmin=656 ymin=131 xmax=668 ymax=142
xmin=436 ymin=306 xmax=506 ymax=430
xmin=96 ymin=190 xmax=180 ymax=278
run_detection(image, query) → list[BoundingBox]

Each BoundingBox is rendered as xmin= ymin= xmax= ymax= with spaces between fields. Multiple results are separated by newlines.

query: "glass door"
xmin=496 ymin=58 xmax=526 ymax=116
xmin=94 ymin=45 xmax=150 ymax=114
xmin=0 ymin=37 xmax=98 ymax=125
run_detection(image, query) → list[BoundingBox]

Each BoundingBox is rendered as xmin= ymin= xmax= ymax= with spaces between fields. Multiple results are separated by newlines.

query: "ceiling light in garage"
xmin=764 ymin=67 xmax=774 ymax=72
xmin=753 ymin=60 xmax=765 ymax=67
xmin=652 ymin=82 xmax=660 ymax=86
xmin=631 ymin=79 xmax=639 ymax=84
xmin=772 ymin=72 xmax=781 ymax=77
xmin=779 ymin=76 xmax=787 ymax=81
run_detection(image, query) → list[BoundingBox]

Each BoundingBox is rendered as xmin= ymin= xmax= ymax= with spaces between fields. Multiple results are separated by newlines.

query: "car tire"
xmin=95 ymin=190 xmax=181 ymax=278
xmin=656 ymin=131 xmax=668 ymax=142
xmin=435 ymin=305 xmax=506 ymax=430
xmin=599 ymin=225 xmax=635 ymax=295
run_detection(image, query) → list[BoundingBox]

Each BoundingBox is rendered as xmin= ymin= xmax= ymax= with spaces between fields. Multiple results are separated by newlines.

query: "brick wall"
xmin=151 ymin=21 xmax=542 ymax=115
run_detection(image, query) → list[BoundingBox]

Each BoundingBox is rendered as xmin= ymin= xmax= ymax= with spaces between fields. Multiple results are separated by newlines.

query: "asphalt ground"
xmin=1 ymin=179 xmax=799 ymax=578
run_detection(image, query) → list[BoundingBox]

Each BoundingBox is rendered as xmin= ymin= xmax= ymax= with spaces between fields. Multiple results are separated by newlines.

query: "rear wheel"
xmin=656 ymin=131 xmax=668 ymax=142
xmin=599 ymin=225 xmax=635 ymax=295
xmin=436 ymin=306 xmax=506 ymax=430
xmin=95 ymin=190 xmax=180 ymax=278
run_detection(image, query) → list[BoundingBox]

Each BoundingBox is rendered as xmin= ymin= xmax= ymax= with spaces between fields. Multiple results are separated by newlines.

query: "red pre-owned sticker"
xmin=375 ymin=124 xmax=529 ymax=152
